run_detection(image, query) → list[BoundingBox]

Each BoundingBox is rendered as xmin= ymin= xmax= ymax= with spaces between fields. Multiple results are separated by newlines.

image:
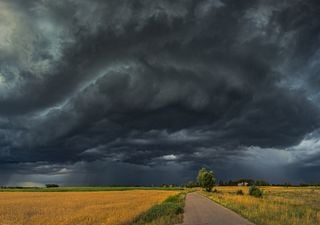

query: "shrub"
xmin=236 ymin=189 xmax=244 ymax=195
xmin=249 ymin=185 xmax=263 ymax=197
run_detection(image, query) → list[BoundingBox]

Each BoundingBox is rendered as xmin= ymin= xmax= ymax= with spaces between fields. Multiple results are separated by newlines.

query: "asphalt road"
xmin=177 ymin=192 xmax=254 ymax=225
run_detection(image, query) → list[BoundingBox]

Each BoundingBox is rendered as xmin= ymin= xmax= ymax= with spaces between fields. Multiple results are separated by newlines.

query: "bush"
xmin=236 ymin=189 xmax=244 ymax=195
xmin=249 ymin=185 xmax=263 ymax=197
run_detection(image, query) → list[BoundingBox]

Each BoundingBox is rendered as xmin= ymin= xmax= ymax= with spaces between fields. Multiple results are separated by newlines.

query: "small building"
xmin=237 ymin=182 xmax=249 ymax=186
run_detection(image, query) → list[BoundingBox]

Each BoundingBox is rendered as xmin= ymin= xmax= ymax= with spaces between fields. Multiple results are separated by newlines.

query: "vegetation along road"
xmin=177 ymin=192 xmax=254 ymax=225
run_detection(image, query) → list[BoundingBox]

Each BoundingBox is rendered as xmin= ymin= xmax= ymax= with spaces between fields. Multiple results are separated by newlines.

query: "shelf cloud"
xmin=0 ymin=0 xmax=320 ymax=185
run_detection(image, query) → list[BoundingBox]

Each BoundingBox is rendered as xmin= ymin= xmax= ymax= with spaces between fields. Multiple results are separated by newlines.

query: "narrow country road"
xmin=177 ymin=192 xmax=254 ymax=225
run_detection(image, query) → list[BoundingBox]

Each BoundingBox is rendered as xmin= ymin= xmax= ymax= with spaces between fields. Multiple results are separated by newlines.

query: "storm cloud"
xmin=0 ymin=0 xmax=320 ymax=185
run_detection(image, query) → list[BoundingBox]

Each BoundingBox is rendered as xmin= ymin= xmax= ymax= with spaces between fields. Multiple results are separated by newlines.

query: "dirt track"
xmin=177 ymin=192 xmax=254 ymax=225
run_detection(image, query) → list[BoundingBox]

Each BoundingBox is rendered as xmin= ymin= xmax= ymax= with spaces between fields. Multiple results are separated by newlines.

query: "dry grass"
xmin=0 ymin=190 xmax=178 ymax=225
xmin=202 ymin=186 xmax=320 ymax=225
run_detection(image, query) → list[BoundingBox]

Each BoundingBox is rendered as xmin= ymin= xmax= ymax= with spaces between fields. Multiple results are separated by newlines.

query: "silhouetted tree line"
xmin=184 ymin=178 xmax=273 ymax=188
xmin=217 ymin=179 xmax=259 ymax=186
xmin=216 ymin=180 xmax=320 ymax=187
xmin=185 ymin=181 xmax=199 ymax=188
xmin=0 ymin=186 xmax=41 ymax=189
xmin=45 ymin=184 xmax=59 ymax=188
xmin=160 ymin=184 xmax=179 ymax=188
xmin=272 ymin=182 xmax=320 ymax=187
xmin=218 ymin=179 xmax=257 ymax=186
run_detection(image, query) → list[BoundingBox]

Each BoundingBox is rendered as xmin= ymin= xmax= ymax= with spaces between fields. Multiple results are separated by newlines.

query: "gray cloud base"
xmin=0 ymin=0 xmax=320 ymax=185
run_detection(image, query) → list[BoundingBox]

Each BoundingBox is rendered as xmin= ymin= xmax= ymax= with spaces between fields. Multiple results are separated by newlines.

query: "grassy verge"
xmin=0 ymin=186 xmax=184 ymax=192
xmin=202 ymin=186 xmax=320 ymax=225
xmin=131 ymin=192 xmax=186 ymax=225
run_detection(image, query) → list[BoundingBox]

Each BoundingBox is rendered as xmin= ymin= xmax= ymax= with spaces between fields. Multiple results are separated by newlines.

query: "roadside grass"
xmin=0 ymin=186 xmax=184 ymax=192
xmin=202 ymin=186 xmax=320 ymax=225
xmin=132 ymin=192 xmax=186 ymax=225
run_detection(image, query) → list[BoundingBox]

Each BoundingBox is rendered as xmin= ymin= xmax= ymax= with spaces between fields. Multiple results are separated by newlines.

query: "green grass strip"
xmin=132 ymin=192 xmax=186 ymax=225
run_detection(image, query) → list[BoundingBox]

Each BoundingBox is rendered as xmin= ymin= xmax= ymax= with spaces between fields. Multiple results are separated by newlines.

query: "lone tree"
xmin=197 ymin=168 xmax=215 ymax=192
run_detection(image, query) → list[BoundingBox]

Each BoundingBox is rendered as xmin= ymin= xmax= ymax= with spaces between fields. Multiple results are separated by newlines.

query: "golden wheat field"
xmin=0 ymin=190 xmax=178 ymax=225
xmin=202 ymin=186 xmax=320 ymax=225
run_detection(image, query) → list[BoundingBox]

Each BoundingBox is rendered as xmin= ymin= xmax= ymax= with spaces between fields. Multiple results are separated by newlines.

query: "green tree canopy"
xmin=197 ymin=168 xmax=215 ymax=192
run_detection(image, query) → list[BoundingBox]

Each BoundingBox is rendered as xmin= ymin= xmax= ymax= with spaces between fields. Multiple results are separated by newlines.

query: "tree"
xmin=197 ymin=168 xmax=215 ymax=192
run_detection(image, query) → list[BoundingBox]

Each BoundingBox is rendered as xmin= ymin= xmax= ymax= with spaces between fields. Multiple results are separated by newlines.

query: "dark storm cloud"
xmin=1 ymin=0 xmax=320 ymax=185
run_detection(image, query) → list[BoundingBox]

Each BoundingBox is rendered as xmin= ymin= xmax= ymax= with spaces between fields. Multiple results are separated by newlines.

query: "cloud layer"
xmin=0 ymin=0 xmax=320 ymax=185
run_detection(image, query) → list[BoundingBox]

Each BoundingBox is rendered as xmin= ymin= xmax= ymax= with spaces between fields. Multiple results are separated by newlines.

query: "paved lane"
xmin=177 ymin=192 xmax=254 ymax=225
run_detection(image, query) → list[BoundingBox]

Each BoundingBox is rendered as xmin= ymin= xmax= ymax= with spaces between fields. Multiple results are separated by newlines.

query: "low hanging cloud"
xmin=0 ymin=0 xmax=320 ymax=185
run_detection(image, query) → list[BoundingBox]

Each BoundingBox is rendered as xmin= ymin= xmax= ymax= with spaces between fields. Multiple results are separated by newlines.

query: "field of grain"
xmin=202 ymin=186 xmax=320 ymax=225
xmin=0 ymin=190 xmax=178 ymax=225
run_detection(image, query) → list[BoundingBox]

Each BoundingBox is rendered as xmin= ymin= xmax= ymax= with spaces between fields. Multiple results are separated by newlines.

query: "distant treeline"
xmin=184 ymin=179 xmax=320 ymax=188
xmin=0 ymin=186 xmax=42 ymax=189
xmin=45 ymin=184 xmax=60 ymax=188
xmin=0 ymin=184 xmax=183 ymax=190
xmin=218 ymin=179 xmax=269 ymax=186
xmin=2 ymin=182 xmax=320 ymax=190
xmin=185 ymin=179 xmax=268 ymax=187
xmin=219 ymin=179 xmax=320 ymax=187
xmin=0 ymin=184 xmax=59 ymax=189
xmin=273 ymin=183 xmax=320 ymax=187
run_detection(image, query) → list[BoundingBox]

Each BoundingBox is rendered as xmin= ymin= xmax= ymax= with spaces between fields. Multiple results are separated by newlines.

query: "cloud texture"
xmin=0 ymin=0 xmax=320 ymax=185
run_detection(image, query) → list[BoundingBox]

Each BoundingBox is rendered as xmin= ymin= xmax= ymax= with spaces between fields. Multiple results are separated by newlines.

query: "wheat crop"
xmin=0 ymin=190 xmax=178 ymax=225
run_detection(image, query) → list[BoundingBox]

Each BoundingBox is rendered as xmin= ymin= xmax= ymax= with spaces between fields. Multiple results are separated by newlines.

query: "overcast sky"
xmin=0 ymin=0 xmax=320 ymax=186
